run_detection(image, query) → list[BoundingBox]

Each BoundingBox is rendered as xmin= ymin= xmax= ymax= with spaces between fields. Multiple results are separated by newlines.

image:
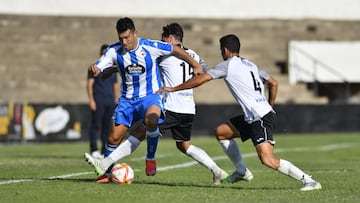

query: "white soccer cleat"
xmin=301 ymin=181 xmax=322 ymax=191
xmin=91 ymin=150 xmax=104 ymax=159
xmin=84 ymin=152 xmax=106 ymax=176
xmin=213 ymin=169 xmax=229 ymax=185
xmin=226 ymin=168 xmax=254 ymax=183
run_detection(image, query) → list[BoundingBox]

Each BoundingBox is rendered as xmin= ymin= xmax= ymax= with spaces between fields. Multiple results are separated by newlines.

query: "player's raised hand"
xmin=157 ymin=87 xmax=174 ymax=94
xmin=88 ymin=64 xmax=100 ymax=76
xmin=192 ymin=63 xmax=204 ymax=76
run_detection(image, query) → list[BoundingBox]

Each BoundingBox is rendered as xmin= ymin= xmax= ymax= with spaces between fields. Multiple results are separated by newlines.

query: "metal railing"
xmin=289 ymin=44 xmax=351 ymax=100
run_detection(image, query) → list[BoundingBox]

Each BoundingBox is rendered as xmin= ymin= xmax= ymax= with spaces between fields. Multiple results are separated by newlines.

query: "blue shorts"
xmin=112 ymin=94 xmax=165 ymax=127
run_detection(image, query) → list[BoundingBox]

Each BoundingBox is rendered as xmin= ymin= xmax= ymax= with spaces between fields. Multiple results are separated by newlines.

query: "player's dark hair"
xmin=100 ymin=44 xmax=109 ymax=55
xmin=116 ymin=17 xmax=136 ymax=33
xmin=161 ymin=23 xmax=183 ymax=42
xmin=220 ymin=34 xmax=241 ymax=53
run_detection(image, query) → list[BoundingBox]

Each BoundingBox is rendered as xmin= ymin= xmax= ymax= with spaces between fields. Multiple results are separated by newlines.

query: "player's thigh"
xmin=216 ymin=115 xmax=249 ymax=140
xmin=112 ymin=98 xmax=135 ymax=126
xmin=250 ymin=112 xmax=275 ymax=146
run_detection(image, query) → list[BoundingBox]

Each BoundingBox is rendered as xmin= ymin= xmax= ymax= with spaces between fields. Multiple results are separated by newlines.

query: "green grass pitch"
xmin=0 ymin=133 xmax=359 ymax=203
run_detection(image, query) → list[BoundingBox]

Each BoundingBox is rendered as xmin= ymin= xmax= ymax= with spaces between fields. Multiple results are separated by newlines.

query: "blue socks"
xmin=146 ymin=127 xmax=160 ymax=160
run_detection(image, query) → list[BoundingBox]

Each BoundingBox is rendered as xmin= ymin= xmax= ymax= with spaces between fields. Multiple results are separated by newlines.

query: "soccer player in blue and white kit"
xmin=84 ymin=17 xmax=203 ymax=182
xmin=160 ymin=34 xmax=322 ymax=191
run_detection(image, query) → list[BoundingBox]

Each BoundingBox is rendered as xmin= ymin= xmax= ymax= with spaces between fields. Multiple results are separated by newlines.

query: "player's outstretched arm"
xmin=102 ymin=66 xmax=118 ymax=80
xmin=159 ymin=73 xmax=212 ymax=94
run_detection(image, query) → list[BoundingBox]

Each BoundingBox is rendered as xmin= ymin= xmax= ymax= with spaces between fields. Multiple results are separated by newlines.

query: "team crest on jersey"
xmin=126 ymin=63 xmax=145 ymax=75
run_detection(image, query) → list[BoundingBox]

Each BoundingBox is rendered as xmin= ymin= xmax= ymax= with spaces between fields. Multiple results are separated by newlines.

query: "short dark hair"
xmin=100 ymin=44 xmax=109 ymax=55
xmin=116 ymin=17 xmax=136 ymax=33
xmin=161 ymin=23 xmax=183 ymax=42
xmin=220 ymin=34 xmax=241 ymax=53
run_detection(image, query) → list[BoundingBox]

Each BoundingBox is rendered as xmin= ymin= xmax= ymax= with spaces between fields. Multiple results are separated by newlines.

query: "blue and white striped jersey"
xmin=95 ymin=38 xmax=173 ymax=99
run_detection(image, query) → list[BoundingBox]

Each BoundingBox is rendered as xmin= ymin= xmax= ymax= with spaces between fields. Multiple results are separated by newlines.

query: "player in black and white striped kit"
xmin=160 ymin=34 xmax=321 ymax=191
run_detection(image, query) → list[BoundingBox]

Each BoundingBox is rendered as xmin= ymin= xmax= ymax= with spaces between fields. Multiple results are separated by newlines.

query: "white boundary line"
xmin=157 ymin=143 xmax=357 ymax=171
xmin=0 ymin=172 xmax=93 ymax=185
xmin=0 ymin=143 xmax=357 ymax=186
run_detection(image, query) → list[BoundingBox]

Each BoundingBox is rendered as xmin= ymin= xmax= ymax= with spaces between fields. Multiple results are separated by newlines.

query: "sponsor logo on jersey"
xmin=178 ymin=92 xmax=193 ymax=97
xmin=255 ymin=97 xmax=266 ymax=103
xmin=126 ymin=64 xmax=145 ymax=75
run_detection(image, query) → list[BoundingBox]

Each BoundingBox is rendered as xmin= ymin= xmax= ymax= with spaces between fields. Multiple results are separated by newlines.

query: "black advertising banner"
xmin=0 ymin=103 xmax=359 ymax=143
xmin=0 ymin=103 xmax=90 ymax=142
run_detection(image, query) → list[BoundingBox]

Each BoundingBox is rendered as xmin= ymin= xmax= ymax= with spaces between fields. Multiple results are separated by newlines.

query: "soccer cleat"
xmin=226 ymin=168 xmax=254 ymax=183
xmin=84 ymin=152 xmax=106 ymax=176
xmin=213 ymin=169 xmax=229 ymax=185
xmin=301 ymin=181 xmax=322 ymax=191
xmin=91 ymin=150 xmax=104 ymax=159
xmin=145 ymin=159 xmax=156 ymax=176
xmin=95 ymin=174 xmax=111 ymax=183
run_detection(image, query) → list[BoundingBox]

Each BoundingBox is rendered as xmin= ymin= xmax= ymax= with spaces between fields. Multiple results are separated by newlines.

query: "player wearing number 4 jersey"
xmin=160 ymin=34 xmax=322 ymax=191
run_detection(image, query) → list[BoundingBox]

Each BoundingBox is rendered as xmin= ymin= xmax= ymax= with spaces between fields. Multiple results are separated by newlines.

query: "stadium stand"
xmin=1 ymin=15 xmax=360 ymax=104
xmin=289 ymin=41 xmax=360 ymax=103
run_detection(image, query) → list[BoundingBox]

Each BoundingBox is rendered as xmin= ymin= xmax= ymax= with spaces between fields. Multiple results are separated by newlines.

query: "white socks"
xmin=277 ymin=159 xmax=314 ymax=184
xmin=219 ymin=139 xmax=247 ymax=175
xmin=186 ymin=145 xmax=220 ymax=173
xmin=103 ymin=135 xmax=141 ymax=169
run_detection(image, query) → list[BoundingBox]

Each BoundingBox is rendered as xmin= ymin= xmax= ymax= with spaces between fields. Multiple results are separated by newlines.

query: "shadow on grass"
xmin=131 ymin=179 xmax=287 ymax=190
xmin=60 ymin=178 xmax=285 ymax=190
xmin=0 ymin=177 xmax=288 ymax=190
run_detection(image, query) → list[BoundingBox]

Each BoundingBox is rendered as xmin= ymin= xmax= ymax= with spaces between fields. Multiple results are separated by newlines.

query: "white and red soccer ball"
xmin=111 ymin=163 xmax=134 ymax=184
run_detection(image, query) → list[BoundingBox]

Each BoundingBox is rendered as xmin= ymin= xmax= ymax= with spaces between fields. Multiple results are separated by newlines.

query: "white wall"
xmin=289 ymin=41 xmax=360 ymax=84
xmin=1 ymin=0 xmax=360 ymax=20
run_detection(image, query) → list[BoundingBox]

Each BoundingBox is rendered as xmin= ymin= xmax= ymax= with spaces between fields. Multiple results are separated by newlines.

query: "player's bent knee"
xmin=214 ymin=124 xmax=233 ymax=140
xmin=108 ymin=135 xmax=122 ymax=145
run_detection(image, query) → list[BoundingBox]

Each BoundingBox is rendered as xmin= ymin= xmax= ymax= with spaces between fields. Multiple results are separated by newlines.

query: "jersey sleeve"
xmin=95 ymin=47 xmax=117 ymax=72
xmin=141 ymin=39 xmax=173 ymax=57
xmin=258 ymin=69 xmax=270 ymax=82
xmin=207 ymin=60 xmax=229 ymax=79
xmin=199 ymin=57 xmax=209 ymax=72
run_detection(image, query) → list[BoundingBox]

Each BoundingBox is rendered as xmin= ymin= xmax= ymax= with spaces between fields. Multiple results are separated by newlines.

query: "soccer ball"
xmin=111 ymin=163 xmax=134 ymax=184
